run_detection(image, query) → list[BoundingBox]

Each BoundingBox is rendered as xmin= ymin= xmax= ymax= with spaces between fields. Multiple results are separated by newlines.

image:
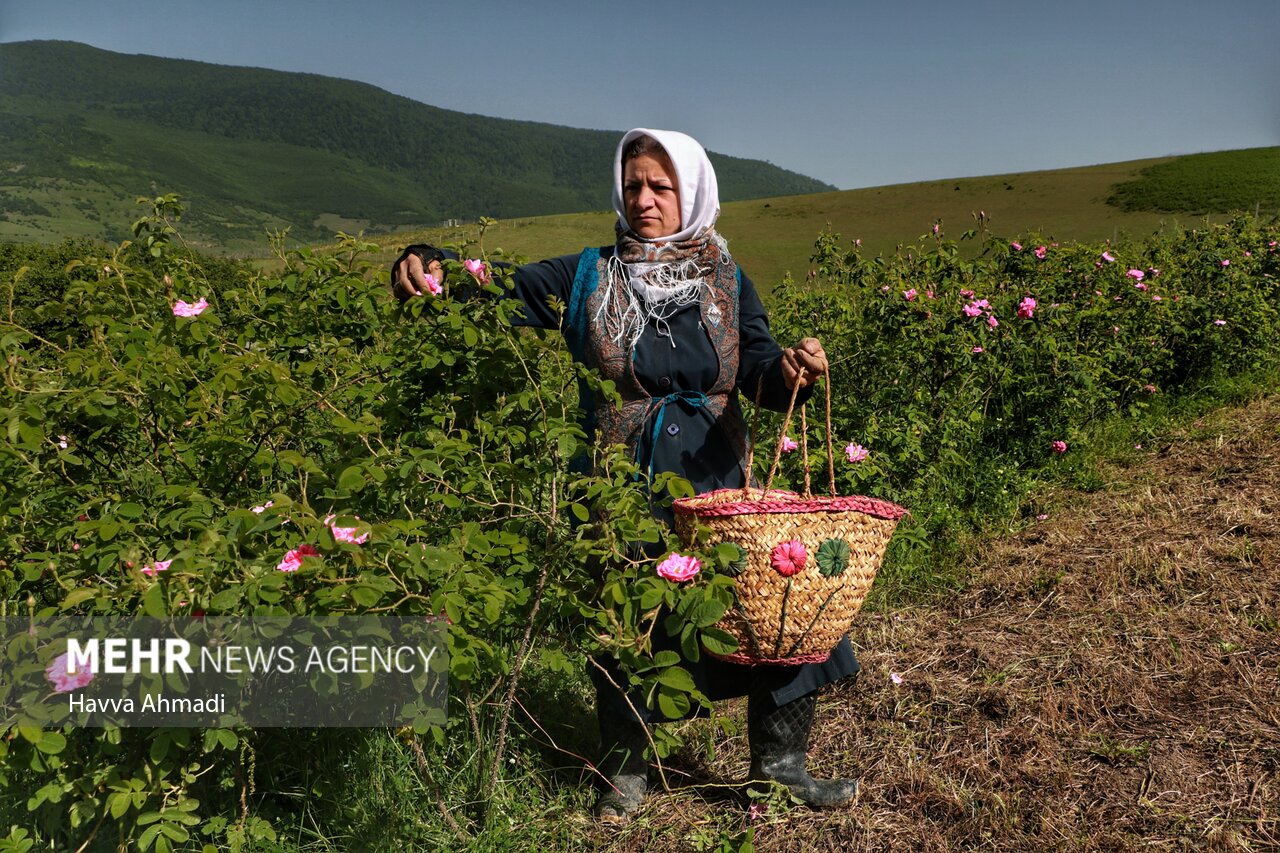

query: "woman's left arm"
xmin=737 ymin=270 xmax=824 ymax=411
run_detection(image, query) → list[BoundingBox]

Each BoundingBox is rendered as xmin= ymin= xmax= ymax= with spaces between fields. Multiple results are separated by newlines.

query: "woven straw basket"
xmin=672 ymin=376 xmax=907 ymax=665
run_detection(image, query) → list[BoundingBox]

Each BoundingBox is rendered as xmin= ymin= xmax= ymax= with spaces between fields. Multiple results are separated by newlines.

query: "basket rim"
xmin=673 ymin=488 xmax=908 ymax=521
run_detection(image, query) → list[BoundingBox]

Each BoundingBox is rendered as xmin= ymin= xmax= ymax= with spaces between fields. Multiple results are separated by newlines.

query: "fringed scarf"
xmin=593 ymin=221 xmax=733 ymax=350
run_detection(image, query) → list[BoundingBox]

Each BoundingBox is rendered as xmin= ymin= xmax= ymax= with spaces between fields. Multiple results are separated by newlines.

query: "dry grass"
xmin=579 ymin=395 xmax=1280 ymax=851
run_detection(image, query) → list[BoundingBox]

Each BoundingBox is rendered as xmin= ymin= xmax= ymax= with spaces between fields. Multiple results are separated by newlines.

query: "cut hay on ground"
xmin=585 ymin=395 xmax=1280 ymax=851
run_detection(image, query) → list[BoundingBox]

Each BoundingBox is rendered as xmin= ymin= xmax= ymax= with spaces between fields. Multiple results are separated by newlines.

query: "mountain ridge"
xmin=0 ymin=40 xmax=835 ymax=248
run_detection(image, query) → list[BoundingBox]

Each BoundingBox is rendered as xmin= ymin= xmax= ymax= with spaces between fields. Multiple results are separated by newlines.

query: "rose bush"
xmin=766 ymin=215 xmax=1280 ymax=592
xmin=0 ymin=199 xmax=736 ymax=849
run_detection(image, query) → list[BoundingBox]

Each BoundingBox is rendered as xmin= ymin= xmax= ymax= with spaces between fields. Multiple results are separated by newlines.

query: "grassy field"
xmin=363 ymin=154 xmax=1249 ymax=296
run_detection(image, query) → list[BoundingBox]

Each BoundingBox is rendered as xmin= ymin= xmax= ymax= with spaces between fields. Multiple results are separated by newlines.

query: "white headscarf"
xmin=611 ymin=128 xmax=720 ymax=241
xmin=597 ymin=128 xmax=730 ymax=349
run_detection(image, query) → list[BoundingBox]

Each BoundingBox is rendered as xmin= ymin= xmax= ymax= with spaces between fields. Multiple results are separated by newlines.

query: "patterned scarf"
xmin=594 ymin=220 xmax=732 ymax=350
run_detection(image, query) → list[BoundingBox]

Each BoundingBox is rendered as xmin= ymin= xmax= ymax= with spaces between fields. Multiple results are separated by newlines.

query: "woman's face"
xmin=623 ymin=149 xmax=681 ymax=239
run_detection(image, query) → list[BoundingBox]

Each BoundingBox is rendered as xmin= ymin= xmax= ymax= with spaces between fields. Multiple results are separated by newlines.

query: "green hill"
xmin=1107 ymin=147 xmax=1280 ymax=215
xmin=0 ymin=40 xmax=834 ymax=250
xmin=371 ymin=151 xmax=1279 ymax=294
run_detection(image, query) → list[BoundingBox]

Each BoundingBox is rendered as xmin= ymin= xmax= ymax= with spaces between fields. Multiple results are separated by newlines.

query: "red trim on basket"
xmin=705 ymin=648 xmax=834 ymax=666
xmin=673 ymin=488 xmax=908 ymax=521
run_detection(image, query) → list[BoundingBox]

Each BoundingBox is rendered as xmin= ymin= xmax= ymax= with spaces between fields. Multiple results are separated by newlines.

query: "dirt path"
xmin=598 ymin=394 xmax=1280 ymax=851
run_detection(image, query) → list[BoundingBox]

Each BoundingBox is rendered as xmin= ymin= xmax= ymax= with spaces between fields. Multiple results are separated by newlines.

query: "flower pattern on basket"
xmin=770 ymin=540 xmax=807 ymax=577
xmin=815 ymin=538 xmax=850 ymax=578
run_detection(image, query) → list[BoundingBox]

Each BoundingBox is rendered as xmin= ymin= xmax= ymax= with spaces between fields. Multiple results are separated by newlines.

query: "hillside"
xmin=372 ymin=151 xmax=1277 ymax=293
xmin=0 ymin=40 xmax=833 ymax=250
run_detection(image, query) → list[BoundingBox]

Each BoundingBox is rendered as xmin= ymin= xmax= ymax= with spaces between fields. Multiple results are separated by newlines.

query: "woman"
xmin=392 ymin=128 xmax=860 ymax=821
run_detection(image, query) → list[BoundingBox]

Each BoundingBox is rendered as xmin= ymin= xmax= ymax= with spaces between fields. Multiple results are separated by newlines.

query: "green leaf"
xmin=690 ymin=598 xmax=728 ymax=628
xmin=638 ymin=585 xmax=664 ymax=611
xmin=699 ymin=627 xmax=738 ymax=656
xmin=655 ymin=666 xmax=695 ymax=693
xmin=715 ymin=542 xmax=749 ymax=576
xmin=137 ymin=825 xmax=161 ymax=852
xmin=142 ymin=583 xmax=166 ymax=618
xmin=656 ymin=687 xmax=690 ymax=720
xmin=108 ymin=791 xmax=131 ymax=819
xmin=61 ymin=588 xmax=98 ymax=609
xmin=350 ymin=586 xmax=380 ymax=607
xmin=337 ymin=466 xmax=365 ymax=492
xmin=35 ymin=731 xmax=66 ymax=754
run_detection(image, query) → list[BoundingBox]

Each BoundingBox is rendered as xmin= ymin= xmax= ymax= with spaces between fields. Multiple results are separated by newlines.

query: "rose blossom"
xmin=46 ymin=651 xmax=94 ymax=693
xmin=844 ymin=443 xmax=869 ymax=463
xmin=1051 ymin=440 xmax=1068 ymax=454
xmin=141 ymin=559 xmax=172 ymax=577
xmin=780 ymin=435 xmax=799 ymax=453
xmin=172 ymin=298 xmax=208 ymax=318
xmin=656 ymin=552 xmax=701 ymax=582
xmin=277 ymin=544 xmax=320 ymax=573
xmin=325 ymin=514 xmax=369 ymax=545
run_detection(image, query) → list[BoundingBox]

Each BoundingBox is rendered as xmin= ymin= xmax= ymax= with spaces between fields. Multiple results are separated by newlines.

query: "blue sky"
xmin=3 ymin=0 xmax=1277 ymax=190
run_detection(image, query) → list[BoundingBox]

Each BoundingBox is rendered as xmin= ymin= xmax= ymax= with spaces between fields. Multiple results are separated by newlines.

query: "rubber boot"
xmin=747 ymin=688 xmax=859 ymax=807
xmin=592 ymin=706 xmax=649 ymax=823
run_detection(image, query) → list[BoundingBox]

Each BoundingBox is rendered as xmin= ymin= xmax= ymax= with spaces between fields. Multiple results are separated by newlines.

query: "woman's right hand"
xmin=390 ymin=250 xmax=445 ymax=301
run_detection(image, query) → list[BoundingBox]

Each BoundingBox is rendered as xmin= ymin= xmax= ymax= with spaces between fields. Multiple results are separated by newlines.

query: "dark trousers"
xmin=591 ymin=633 xmax=859 ymax=724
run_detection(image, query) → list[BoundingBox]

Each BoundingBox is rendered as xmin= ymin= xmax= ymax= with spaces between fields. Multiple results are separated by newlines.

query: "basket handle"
xmin=756 ymin=371 xmax=837 ymax=499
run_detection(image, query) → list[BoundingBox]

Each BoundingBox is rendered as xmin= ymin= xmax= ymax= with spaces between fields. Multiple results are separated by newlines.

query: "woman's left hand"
xmin=781 ymin=337 xmax=828 ymax=389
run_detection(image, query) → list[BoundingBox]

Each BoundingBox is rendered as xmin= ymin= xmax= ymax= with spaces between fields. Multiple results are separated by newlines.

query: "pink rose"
xmin=141 ymin=559 xmax=172 ymax=577
xmin=463 ymin=259 xmax=489 ymax=283
xmin=780 ymin=435 xmax=799 ymax=453
xmin=277 ymin=544 xmax=320 ymax=573
xmin=972 ymin=346 xmax=984 ymax=354
xmin=422 ymin=273 xmax=442 ymax=296
xmin=172 ymin=298 xmax=208 ymax=318
xmin=1034 ymin=246 xmax=1047 ymax=259
xmin=1051 ymin=440 xmax=1068 ymax=454
xmin=963 ymin=302 xmax=983 ymax=318
xmin=656 ymin=552 xmax=701 ymax=582
xmin=46 ymin=651 xmax=94 ymax=693
xmin=903 ymin=288 xmax=917 ymax=301
xmin=844 ymin=442 xmax=869 ymax=463
xmin=325 ymin=514 xmax=369 ymax=545
xmin=1010 ymin=242 xmax=1023 ymax=251
xmin=1101 ymin=252 xmax=1116 ymax=263
xmin=770 ymin=540 xmax=807 ymax=577
xmin=987 ymin=315 xmax=999 ymax=329
xmin=1017 ymin=297 xmax=1036 ymax=319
